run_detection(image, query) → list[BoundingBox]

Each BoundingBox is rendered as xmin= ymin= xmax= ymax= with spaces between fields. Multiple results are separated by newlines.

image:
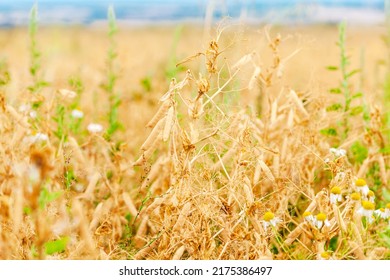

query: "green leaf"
xmin=141 ymin=76 xmax=152 ymax=92
xmin=350 ymin=141 xmax=368 ymax=164
xmin=352 ymin=92 xmax=363 ymax=99
xmin=38 ymin=188 xmax=62 ymax=209
xmin=44 ymin=237 xmax=69 ymax=255
xmin=32 ymin=101 xmax=43 ymax=110
xmin=326 ymin=66 xmax=339 ymax=71
xmin=379 ymin=147 xmax=390 ymax=155
xmin=320 ymin=128 xmax=338 ymax=136
xmin=23 ymin=206 xmax=32 ymax=215
xmin=330 ymin=88 xmax=342 ymax=94
xmin=326 ymin=103 xmax=343 ymax=112
xmin=379 ymin=229 xmax=390 ymax=249
xmin=349 ymin=106 xmax=363 ymax=116
xmin=383 ymin=188 xmax=390 ymax=201
xmin=64 ymin=169 xmax=76 ymax=189
xmin=37 ymin=80 xmax=50 ymax=87
xmin=328 ymin=236 xmax=338 ymax=251
xmin=346 ymin=69 xmax=360 ymax=78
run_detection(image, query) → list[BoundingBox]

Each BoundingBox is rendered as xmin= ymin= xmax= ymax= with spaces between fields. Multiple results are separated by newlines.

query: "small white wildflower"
xmin=349 ymin=192 xmax=361 ymax=202
xmin=303 ymin=211 xmax=315 ymax=224
xmin=87 ymin=123 xmax=103 ymax=133
xmin=314 ymin=213 xmax=331 ymax=229
xmin=367 ymin=190 xmax=375 ymax=203
xmin=59 ymin=89 xmax=77 ymax=99
xmin=357 ymin=201 xmax=375 ymax=223
xmin=29 ymin=110 xmax=37 ymax=119
xmin=319 ymin=251 xmax=333 ymax=260
xmin=386 ymin=203 xmax=390 ymax=219
xmin=377 ymin=203 xmax=390 ymax=219
xmin=374 ymin=208 xmax=387 ymax=219
xmin=262 ymin=211 xmax=281 ymax=230
xmin=29 ymin=132 xmax=49 ymax=144
xmin=71 ymin=109 xmax=84 ymax=119
xmin=354 ymin=178 xmax=369 ymax=197
xmin=324 ymin=158 xmax=330 ymax=163
xmin=330 ymin=147 xmax=346 ymax=157
xmin=330 ymin=186 xmax=343 ymax=204
xmin=18 ymin=104 xmax=30 ymax=113
xmin=73 ymin=183 xmax=85 ymax=193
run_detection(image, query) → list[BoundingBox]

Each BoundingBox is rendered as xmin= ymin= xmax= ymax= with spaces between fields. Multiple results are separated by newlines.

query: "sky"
xmin=0 ymin=0 xmax=385 ymax=26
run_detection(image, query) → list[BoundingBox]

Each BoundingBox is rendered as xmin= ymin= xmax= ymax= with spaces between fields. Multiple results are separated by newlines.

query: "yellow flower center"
xmin=386 ymin=203 xmax=390 ymax=210
xmin=350 ymin=192 xmax=361 ymax=201
xmin=330 ymin=186 xmax=341 ymax=194
xmin=303 ymin=211 xmax=312 ymax=217
xmin=362 ymin=201 xmax=375 ymax=211
xmin=316 ymin=213 xmax=327 ymax=221
xmin=367 ymin=190 xmax=375 ymax=197
xmin=355 ymin=178 xmax=367 ymax=187
xmin=263 ymin=211 xmax=275 ymax=222
xmin=379 ymin=208 xmax=385 ymax=213
xmin=321 ymin=252 xmax=330 ymax=260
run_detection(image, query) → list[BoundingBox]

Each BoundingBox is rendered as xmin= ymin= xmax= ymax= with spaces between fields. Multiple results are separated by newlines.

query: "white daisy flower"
xmin=319 ymin=251 xmax=333 ymax=260
xmin=367 ymin=190 xmax=375 ymax=203
xmin=354 ymin=178 xmax=369 ymax=197
xmin=262 ymin=211 xmax=281 ymax=230
xmin=329 ymin=147 xmax=346 ymax=157
xmin=29 ymin=110 xmax=37 ymax=118
xmin=330 ymin=186 xmax=343 ymax=204
xmin=28 ymin=132 xmax=49 ymax=144
xmin=71 ymin=109 xmax=84 ymax=119
xmin=377 ymin=203 xmax=390 ymax=219
xmin=374 ymin=208 xmax=387 ymax=219
xmin=73 ymin=183 xmax=85 ymax=193
xmin=303 ymin=211 xmax=315 ymax=224
xmin=18 ymin=104 xmax=30 ymax=113
xmin=314 ymin=213 xmax=331 ymax=229
xmin=18 ymin=104 xmax=37 ymax=118
xmin=386 ymin=203 xmax=390 ymax=219
xmin=87 ymin=123 xmax=103 ymax=134
xmin=356 ymin=201 xmax=375 ymax=223
xmin=349 ymin=192 xmax=361 ymax=202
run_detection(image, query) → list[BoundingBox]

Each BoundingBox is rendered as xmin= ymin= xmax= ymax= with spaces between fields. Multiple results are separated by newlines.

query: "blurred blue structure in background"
xmin=0 ymin=0 xmax=385 ymax=27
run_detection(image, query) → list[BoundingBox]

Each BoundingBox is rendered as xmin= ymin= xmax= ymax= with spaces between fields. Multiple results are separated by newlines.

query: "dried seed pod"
xmin=172 ymin=245 xmax=186 ymax=260
xmin=289 ymin=89 xmax=309 ymax=118
xmin=162 ymin=106 xmax=174 ymax=142
xmin=258 ymin=159 xmax=275 ymax=182
xmin=122 ymin=192 xmax=138 ymax=218
xmin=134 ymin=216 xmax=149 ymax=248
xmin=133 ymin=134 xmax=160 ymax=166
xmin=146 ymin=100 xmax=171 ymax=128
xmin=141 ymin=116 xmax=165 ymax=151
xmin=243 ymin=183 xmax=254 ymax=205
xmin=248 ymin=66 xmax=261 ymax=90
xmin=172 ymin=202 xmax=191 ymax=233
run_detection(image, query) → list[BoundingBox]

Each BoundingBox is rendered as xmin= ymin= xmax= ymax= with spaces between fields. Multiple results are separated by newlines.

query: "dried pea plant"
xmin=131 ymin=25 xmax=390 ymax=260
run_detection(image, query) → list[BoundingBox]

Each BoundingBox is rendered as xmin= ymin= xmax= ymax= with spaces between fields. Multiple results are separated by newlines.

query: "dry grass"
xmin=0 ymin=22 xmax=389 ymax=260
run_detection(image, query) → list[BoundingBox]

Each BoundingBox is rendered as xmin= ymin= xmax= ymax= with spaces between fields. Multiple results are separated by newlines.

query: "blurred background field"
xmin=1 ymin=24 xmax=387 ymax=139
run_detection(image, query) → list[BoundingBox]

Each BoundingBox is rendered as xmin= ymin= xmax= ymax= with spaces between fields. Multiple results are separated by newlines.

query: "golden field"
xmin=0 ymin=21 xmax=389 ymax=260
